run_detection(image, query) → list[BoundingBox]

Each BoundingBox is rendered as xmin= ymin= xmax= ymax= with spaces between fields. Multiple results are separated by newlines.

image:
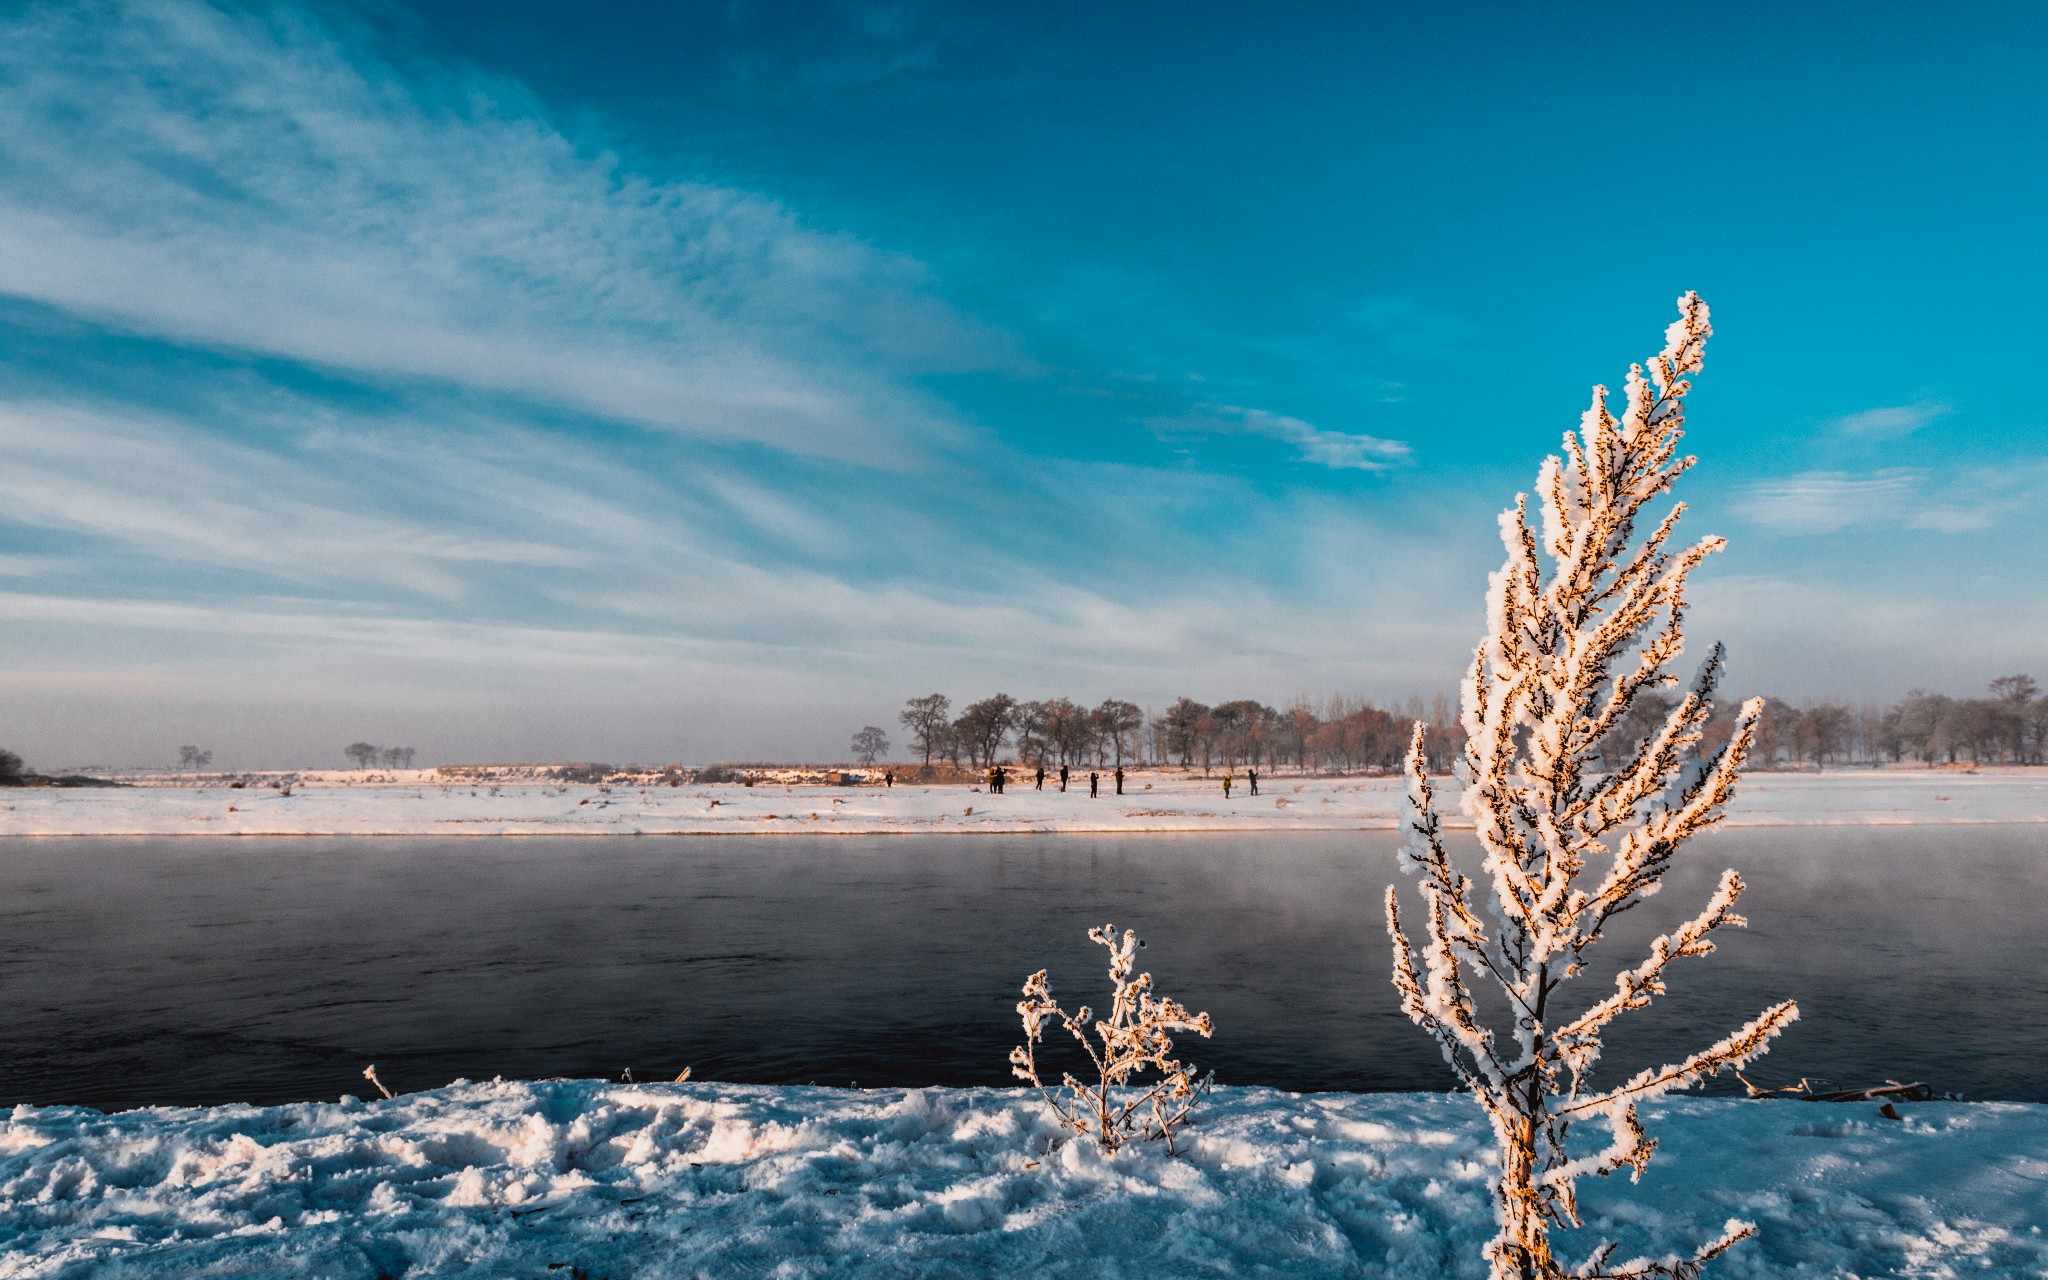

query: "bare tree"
xmin=1159 ymin=698 xmax=1208 ymax=768
xmin=1990 ymin=673 xmax=2038 ymax=705
xmin=1093 ymin=699 xmax=1145 ymax=767
xmin=1747 ymin=696 xmax=1799 ymax=767
xmin=1208 ymin=699 xmax=1272 ymax=766
xmin=0 ymin=748 xmax=24 ymax=781
xmin=177 ymin=745 xmax=212 ymax=771
xmin=1011 ymin=700 xmax=1050 ymax=763
xmin=1283 ymin=698 xmax=1319 ymax=770
xmin=850 ymin=725 xmax=890 ymax=765
xmin=1893 ymin=690 xmax=1952 ymax=763
xmin=344 ymin=741 xmax=379 ymax=770
xmin=1385 ymin=294 xmax=1796 ymax=1280
xmin=1991 ymin=675 xmax=2039 ymax=762
xmin=897 ymin=694 xmax=952 ymax=769
xmin=1046 ymin=697 xmax=1098 ymax=765
xmin=954 ymin=694 xmax=1019 ymax=768
xmin=1801 ymin=702 xmax=1852 ymax=766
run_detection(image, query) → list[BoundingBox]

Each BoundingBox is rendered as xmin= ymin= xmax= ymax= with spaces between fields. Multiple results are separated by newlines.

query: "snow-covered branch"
xmin=1011 ymin=924 xmax=1214 ymax=1154
xmin=1383 ymin=293 xmax=1798 ymax=1280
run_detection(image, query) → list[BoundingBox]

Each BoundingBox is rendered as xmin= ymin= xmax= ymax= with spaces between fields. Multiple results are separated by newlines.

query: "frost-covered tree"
xmin=1384 ymin=294 xmax=1799 ymax=1280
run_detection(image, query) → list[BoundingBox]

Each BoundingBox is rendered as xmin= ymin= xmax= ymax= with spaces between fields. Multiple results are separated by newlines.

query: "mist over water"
xmin=1 ymin=828 xmax=2041 ymax=1111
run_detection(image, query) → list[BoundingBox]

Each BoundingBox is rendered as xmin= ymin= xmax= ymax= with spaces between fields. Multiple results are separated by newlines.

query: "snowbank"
xmin=0 ymin=769 xmax=2043 ymax=837
xmin=2 ymin=1082 xmax=2041 ymax=1277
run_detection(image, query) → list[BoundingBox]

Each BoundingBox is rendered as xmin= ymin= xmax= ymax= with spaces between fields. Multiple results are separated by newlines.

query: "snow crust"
xmin=3 ymin=1082 xmax=2042 ymax=1277
xmin=2 ymin=770 xmax=2043 ymax=838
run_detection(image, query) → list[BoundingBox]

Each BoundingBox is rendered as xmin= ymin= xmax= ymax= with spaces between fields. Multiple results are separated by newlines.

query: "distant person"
xmin=1059 ymin=764 xmax=1069 ymax=793
xmin=1248 ymin=768 xmax=1259 ymax=796
xmin=1222 ymin=772 xmax=1233 ymax=799
xmin=1089 ymin=771 xmax=1099 ymax=798
xmin=997 ymin=765 xmax=1007 ymax=793
xmin=885 ymin=770 xmax=894 ymax=788
xmin=1114 ymin=765 xmax=1125 ymax=795
xmin=1035 ymin=765 xmax=1045 ymax=791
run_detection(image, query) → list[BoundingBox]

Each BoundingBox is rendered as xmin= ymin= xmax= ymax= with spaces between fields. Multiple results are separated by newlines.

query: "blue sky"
xmin=1 ymin=0 xmax=2043 ymax=767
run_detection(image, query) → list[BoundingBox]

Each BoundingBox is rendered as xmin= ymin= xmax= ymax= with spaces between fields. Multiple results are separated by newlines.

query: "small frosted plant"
xmin=1384 ymin=294 xmax=1799 ymax=1280
xmin=1010 ymin=923 xmax=1213 ymax=1154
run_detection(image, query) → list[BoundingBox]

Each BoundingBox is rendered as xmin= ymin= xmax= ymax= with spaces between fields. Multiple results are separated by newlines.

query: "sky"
xmin=1 ymin=0 xmax=2044 ymax=768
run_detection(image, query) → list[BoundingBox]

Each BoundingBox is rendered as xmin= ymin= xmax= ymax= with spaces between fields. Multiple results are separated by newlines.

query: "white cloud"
xmin=1733 ymin=469 xmax=1923 ymax=535
xmin=0 ymin=377 xmax=1476 ymax=764
xmin=1731 ymin=465 xmax=2046 ymax=536
xmin=0 ymin=400 xmax=590 ymax=598
xmin=1827 ymin=402 xmax=1950 ymax=439
xmin=1203 ymin=405 xmax=1411 ymax=472
xmin=0 ymin=0 xmax=1009 ymax=464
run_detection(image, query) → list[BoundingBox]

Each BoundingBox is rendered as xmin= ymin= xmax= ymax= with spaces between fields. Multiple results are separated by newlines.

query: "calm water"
xmin=1 ymin=828 xmax=2043 ymax=1111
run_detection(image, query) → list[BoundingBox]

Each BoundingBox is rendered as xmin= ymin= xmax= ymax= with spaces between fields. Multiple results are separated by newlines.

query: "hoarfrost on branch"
xmin=1384 ymin=293 xmax=1799 ymax=1280
xmin=1010 ymin=923 xmax=1213 ymax=1155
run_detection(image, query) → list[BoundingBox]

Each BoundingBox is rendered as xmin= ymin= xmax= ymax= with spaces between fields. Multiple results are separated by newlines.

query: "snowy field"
xmin=2 ymin=768 xmax=2044 ymax=837
xmin=3 ymin=1081 xmax=2043 ymax=1278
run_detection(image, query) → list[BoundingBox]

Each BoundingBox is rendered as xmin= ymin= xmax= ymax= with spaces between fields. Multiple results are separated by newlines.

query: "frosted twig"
xmin=1010 ymin=924 xmax=1213 ymax=1155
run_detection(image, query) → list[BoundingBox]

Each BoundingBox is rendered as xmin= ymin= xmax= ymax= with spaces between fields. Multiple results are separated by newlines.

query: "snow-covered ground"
xmin=3 ymin=1081 xmax=2042 ymax=1278
xmin=0 ymin=768 xmax=2043 ymax=837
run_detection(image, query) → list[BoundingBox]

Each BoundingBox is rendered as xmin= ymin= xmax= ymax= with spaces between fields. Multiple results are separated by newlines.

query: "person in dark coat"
xmin=1113 ymin=766 xmax=1124 ymax=795
xmin=1035 ymin=765 xmax=1045 ymax=790
xmin=1248 ymin=768 xmax=1259 ymax=796
xmin=1089 ymin=771 xmax=1099 ymax=797
xmin=1059 ymin=764 xmax=1069 ymax=793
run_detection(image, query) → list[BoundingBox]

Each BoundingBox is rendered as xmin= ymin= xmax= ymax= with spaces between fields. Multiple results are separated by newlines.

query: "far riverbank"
xmin=2 ymin=767 xmax=2042 ymax=837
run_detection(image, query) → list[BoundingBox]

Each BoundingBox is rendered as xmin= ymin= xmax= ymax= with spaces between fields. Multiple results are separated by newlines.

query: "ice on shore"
xmin=2 ymin=769 xmax=2044 ymax=838
xmin=2 ymin=1081 xmax=2043 ymax=1277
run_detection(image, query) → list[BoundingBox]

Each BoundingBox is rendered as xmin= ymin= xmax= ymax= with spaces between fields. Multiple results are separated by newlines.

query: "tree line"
xmin=886 ymin=673 xmax=2045 ymax=775
xmin=1744 ymin=674 xmax=2044 ymax=766
xmin=895 ymin=692 xmax=1469 ymax=774
xmin=344 ymin=742 xmax=418 ymax=770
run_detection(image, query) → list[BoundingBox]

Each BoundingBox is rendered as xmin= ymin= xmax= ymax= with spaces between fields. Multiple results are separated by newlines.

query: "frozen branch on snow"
xmin=1010 ymin=923 xmax=1213 ymax=1155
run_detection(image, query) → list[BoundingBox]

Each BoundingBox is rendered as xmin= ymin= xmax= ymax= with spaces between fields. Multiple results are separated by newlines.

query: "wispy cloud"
xmin=1733 ymin=465 xmax=2044 ymax=535
xmin=1176 ymin=405 xmax=1411 ymax=472
xmin=1827 ymin=402 xmax=1950 ymax=439
xmin=0 ymin=0 xmax=1012 ymax=464
xmin=1733 ymin=470 xmax=1922 ymax=535
xmin=34 ymin=0 xmax=2024 ymax=766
